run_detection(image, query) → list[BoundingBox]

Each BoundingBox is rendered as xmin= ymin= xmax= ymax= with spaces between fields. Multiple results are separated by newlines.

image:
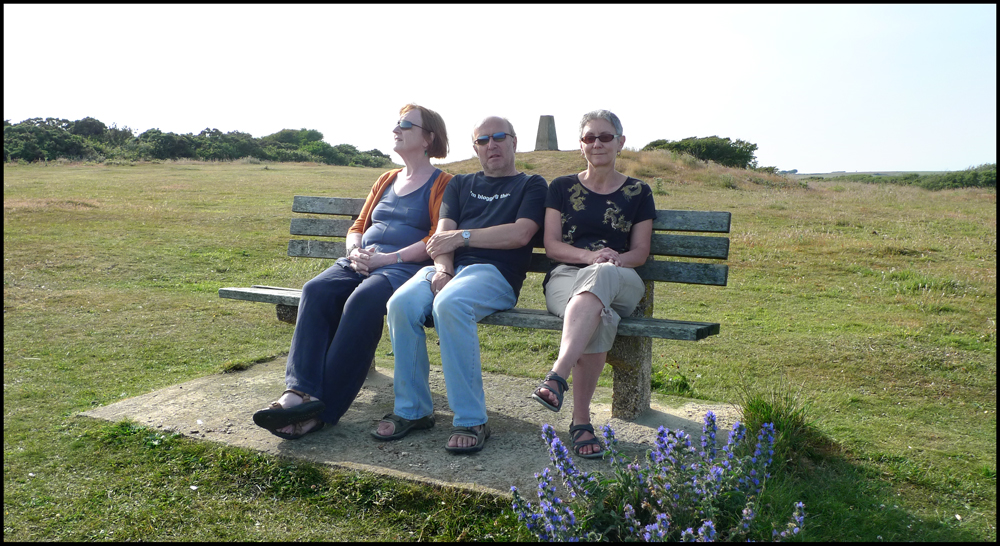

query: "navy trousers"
xmin=285 ymin=262 xmax=393 ymax=425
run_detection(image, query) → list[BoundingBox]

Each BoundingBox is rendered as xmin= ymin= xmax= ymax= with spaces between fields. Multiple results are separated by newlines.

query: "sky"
xmin=3 ymin=4 xmax=996 ymax=173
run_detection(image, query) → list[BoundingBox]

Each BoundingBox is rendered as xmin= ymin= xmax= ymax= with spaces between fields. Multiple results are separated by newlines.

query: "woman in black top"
xmin=530 ymin=110 xmax=656 ymax=458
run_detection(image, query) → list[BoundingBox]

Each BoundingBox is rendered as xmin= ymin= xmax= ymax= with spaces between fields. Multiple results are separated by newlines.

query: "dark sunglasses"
xmin=474 ymin=132 xmax=514 ymax=146
xmin=397 ymin=119 xmax=428 ymax=131
xmin=580 ymin=133 xmax=620 ymax=144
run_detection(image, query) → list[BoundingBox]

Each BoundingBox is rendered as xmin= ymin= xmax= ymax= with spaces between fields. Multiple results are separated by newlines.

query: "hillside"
xmin=437 ymin=149 xmax=801 ymax=191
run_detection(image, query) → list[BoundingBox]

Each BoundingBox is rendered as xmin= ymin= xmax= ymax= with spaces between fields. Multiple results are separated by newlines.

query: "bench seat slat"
xmin=218 ymin=287 xmax=719 ymax=340
xmin=219 ymin=286 xmax=303 ymax=306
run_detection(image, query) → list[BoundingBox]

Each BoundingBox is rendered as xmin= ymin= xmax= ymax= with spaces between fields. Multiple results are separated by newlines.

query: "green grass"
xmin=4 ymin=156 xmax=996 ymax=541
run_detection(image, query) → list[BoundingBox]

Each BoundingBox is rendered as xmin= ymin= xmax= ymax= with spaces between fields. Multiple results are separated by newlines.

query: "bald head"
xmin=472 ymin=116 xmax=515 ymax=140
xmin=471 ymin=116 xmax=519 ymax=177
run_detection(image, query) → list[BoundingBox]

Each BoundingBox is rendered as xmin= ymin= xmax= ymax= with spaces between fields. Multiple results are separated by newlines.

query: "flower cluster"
xmin=511 ymin=412 xmax=804 ymax=542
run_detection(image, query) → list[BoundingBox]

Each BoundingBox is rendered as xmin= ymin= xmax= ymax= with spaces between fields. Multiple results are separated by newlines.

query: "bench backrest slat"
xmin=653 ymin=210 xmax=731 ymax=233
xmin=292 ymin=196 xmax=365 ymax=215
xmin=287 ymin=196 xmax=729 ymax=286
xmin=290 ymin=218 xmax=729 ymax=260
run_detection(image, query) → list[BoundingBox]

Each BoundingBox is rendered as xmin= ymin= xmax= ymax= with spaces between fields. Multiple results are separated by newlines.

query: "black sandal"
xmin=570 ymin=421 xmax=604 ymax=459
xmin=445 ymin=423 xmax=491 ymax=454
xmin=253 ymin=389 xmax=325 ymax=431
xmin=532 ymin=371 xmax=569 ymax=412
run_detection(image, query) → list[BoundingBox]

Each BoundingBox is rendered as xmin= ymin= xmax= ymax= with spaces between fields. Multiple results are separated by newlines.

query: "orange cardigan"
xmin=348 ymin=168 xmax=454 ymax=243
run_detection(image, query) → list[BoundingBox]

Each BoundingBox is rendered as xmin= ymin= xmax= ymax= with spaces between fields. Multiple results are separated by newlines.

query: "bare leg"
xmin=569 ymin=352 xmax=608 ymax=455
xmin=537 ymin=291 xmax=604 ymax=406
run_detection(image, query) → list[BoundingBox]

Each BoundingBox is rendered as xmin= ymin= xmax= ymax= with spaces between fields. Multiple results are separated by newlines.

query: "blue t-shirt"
xmin=439 ymin=171 xmax=547 ymax=298
xmin=337 ymin=169 xmax=438 ymax=290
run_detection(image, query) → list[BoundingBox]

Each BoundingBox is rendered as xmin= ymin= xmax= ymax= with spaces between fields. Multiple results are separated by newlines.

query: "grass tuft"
xmin=735 ymin=378 xmax=825 ymax=470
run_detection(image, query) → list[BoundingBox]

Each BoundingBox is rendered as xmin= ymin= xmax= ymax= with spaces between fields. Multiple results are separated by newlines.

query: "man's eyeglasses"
xmin=397 ymin=120 xmax=427 ymax=131
xmin=474 ymin=132 xmax=514 ymax=146
xmin=580 ymin=134 xmax=620 ymax=144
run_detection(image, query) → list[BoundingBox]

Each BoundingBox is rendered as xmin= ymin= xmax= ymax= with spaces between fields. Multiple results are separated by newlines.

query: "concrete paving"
xmin=80 ymin=357 xmax=737 ymax=497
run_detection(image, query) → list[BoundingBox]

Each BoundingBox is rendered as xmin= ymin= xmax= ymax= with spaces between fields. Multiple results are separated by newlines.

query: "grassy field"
xmin=4 ymin=151 xmax=996 ymax=541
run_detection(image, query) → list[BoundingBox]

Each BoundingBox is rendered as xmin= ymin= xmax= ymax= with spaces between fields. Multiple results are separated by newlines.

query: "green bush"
xmin=643 ymin=136 xmax=759 ymax=170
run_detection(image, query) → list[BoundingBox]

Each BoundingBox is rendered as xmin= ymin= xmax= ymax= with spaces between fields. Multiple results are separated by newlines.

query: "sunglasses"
xmin=580 ymin=133 xmax=620 ymax=144
xmin=397 ymin=119 xmax=427 ymax=131
xmin=474 ymin=132 xmax=514 ymax=146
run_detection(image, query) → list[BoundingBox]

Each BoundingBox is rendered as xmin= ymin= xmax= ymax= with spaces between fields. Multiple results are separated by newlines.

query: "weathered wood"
xmin=218 ymin=286 xmax=302 ymax=306
xmin=292 ymin=196 xmax=364 ymax=215
xmin=219 ymin=289 xmax=719 ymax=342
xmin=287 ymin=240 xmax=345 ymax=260
xmin=289 ymin=218 xmax=356 ymax=238
xmin=649 ymin=234 xmax=729 ymax=259
xmin=653 ymin=210 xmax=731 ymax=233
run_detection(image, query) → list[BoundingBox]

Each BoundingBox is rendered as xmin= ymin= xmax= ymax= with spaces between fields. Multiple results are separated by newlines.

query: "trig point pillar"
xmin=534 ymin=115 xmax=558 ymax=151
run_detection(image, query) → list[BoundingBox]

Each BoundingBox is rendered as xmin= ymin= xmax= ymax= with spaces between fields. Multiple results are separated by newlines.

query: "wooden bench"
xmin=220 ymin=195 xmax=731 ymax=420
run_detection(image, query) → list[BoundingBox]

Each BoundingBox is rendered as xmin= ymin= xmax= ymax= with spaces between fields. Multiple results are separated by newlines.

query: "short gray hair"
xmin=473 ymin=116 xmax=516 ymax=139
xmin=579 ymin=109 xmax=623 ymax=138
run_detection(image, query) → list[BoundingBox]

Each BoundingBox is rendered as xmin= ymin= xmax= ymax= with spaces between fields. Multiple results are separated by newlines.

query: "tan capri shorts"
xmin=544 ymin=262 xmax=646 ymax=354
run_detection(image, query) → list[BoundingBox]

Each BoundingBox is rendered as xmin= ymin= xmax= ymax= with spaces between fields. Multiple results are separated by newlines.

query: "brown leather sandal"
xmin=269 ymin=417 xmax=325 ymax=440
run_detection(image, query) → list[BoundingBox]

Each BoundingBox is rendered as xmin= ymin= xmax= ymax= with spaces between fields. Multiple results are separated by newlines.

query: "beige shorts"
xmin=544 ymin=263 xmax=645 ymax=354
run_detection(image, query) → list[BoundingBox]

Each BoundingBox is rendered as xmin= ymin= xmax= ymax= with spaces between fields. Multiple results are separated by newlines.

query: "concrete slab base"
xmin=80 ymin=357 xmax=738 ymax=497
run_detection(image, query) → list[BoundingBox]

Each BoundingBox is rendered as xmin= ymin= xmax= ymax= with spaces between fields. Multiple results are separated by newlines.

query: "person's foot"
xmin=276 ymin=390 xmax=305 ymax=410
xmin=375 ymin=419 xmax=397 ymax=438
xmin=276 ymin=416 xmax=321 ymax=436
xmin=573 ymin=426 xmax=601 ymax=456
xmin=447 ymin=424 xmax=485 ymax=449
xmin=535 ymin=379 xmax=561 ymax=407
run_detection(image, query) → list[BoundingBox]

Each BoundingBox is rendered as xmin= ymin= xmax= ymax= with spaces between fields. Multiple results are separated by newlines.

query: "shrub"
xmin=511 ymin=413 xmax=805 ymax=541
xmin=643 ymin=136 xmax=760 ymax=170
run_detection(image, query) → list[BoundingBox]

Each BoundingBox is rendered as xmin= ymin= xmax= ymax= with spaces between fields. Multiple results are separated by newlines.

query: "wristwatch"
xmin=462 ymin=230 xmax=471 ymax=248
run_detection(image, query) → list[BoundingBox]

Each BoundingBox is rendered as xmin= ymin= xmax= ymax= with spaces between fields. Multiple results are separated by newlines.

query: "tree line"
xmin=802 ymin=164 xmax=997 ymax=191
xmin=3 ymin=117 xmax=393 ymax=168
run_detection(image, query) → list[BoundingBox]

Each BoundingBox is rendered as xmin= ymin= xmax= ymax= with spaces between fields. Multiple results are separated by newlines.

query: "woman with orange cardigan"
xmin=253 ymin=104 xmax=452 ymax=439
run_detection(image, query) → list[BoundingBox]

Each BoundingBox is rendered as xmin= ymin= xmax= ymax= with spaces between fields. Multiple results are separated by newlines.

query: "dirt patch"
xmin=4 ymin=198 xmax=100 ymax=211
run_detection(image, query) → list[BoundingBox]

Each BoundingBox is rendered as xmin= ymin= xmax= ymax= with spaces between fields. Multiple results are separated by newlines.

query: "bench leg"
xmin=276 ymin=304 xmax=298 ymax=325
xmin=608 ymin=337 xmax=652 ymax=420
xmin=274 ymin=304 xmax=376 ymax=375
xmin=607 ymin=280 xmax=654 ymax=420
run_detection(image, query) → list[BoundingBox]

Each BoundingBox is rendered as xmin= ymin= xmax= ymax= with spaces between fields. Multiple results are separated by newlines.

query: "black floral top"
xmin=545 ymin=174 xmax=657 ymax=269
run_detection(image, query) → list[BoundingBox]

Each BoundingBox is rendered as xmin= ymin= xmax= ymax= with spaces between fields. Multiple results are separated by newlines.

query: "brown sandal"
xmin=269 ymin=417 xmax=325 ymax=440
xmin=253 ymin=389 xmax=325 ymax=430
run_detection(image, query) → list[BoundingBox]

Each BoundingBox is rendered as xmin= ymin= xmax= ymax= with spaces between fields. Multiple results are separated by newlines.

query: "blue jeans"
xmin=386 ymin=264 xmax=516 ymax=427
xmin=285 ymin=262 xmax=394 ymax=425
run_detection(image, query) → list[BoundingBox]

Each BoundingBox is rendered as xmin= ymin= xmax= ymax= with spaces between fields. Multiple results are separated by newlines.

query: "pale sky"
xmin=4 ymin=4 xmax=996 ymax=173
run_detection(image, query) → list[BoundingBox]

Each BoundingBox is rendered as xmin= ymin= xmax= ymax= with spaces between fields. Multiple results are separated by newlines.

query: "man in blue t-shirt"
xmin=373 ymin=116 xmax=547 ymax=454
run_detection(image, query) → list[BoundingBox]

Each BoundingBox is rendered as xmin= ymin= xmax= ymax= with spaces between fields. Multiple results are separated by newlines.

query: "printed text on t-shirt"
xmin=471 ymin=191 xmax=511 ymax=202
